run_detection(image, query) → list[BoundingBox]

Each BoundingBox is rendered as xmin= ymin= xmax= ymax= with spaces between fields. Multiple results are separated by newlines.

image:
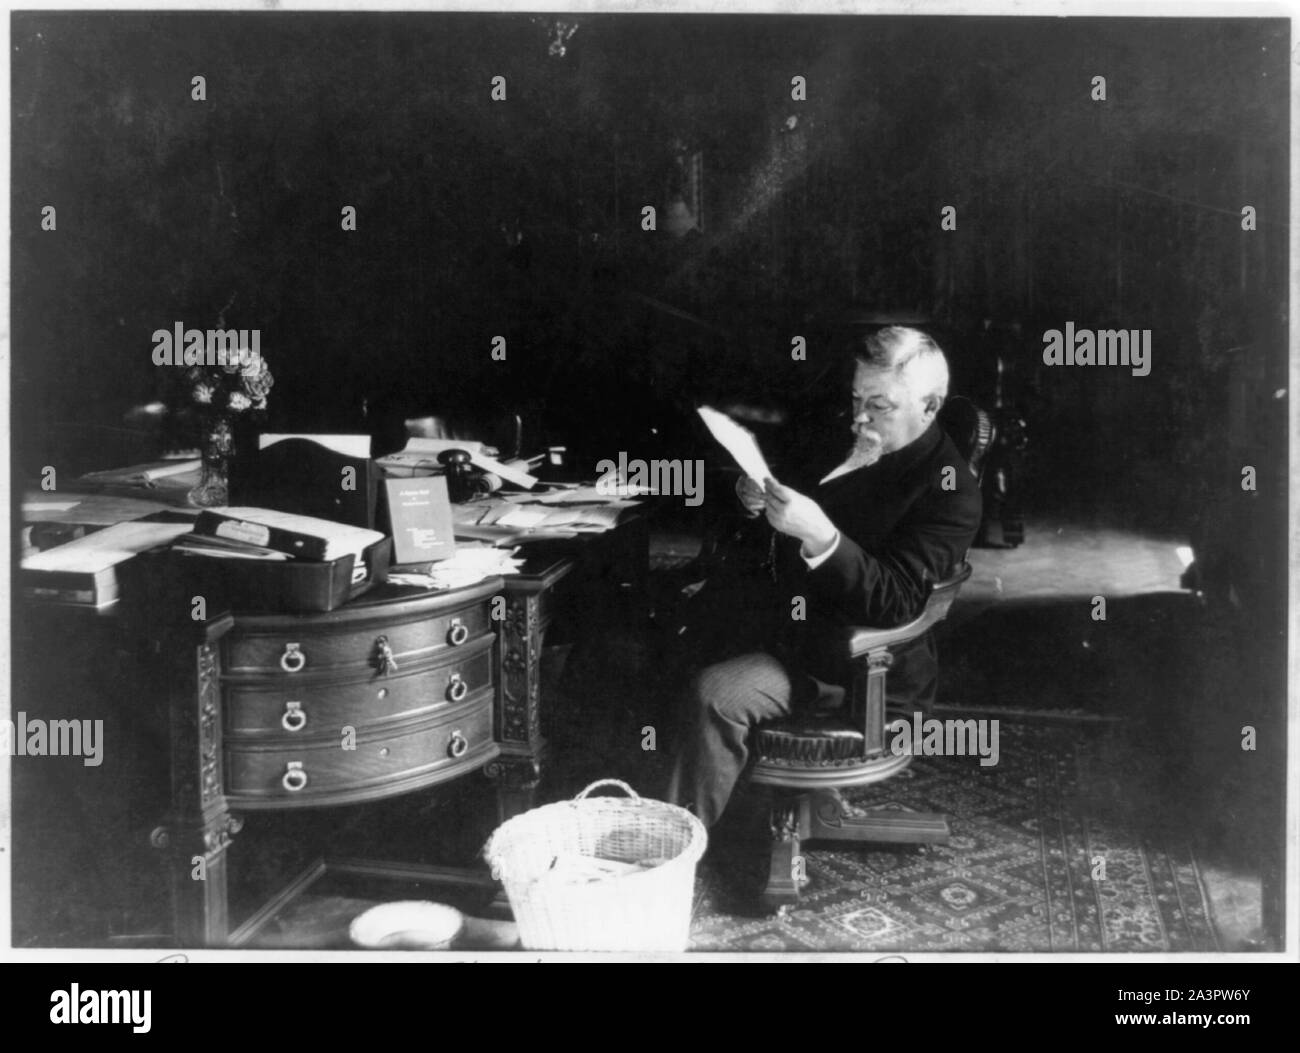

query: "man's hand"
xmin=764 ymin=479 xmax=838 ymax=557
xmin=735 ymin=475 xmax=766 ymax=516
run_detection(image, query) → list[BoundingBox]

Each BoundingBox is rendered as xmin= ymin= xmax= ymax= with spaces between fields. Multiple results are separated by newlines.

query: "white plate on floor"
xmin=349 ymin=901 xmax=465 ymax=950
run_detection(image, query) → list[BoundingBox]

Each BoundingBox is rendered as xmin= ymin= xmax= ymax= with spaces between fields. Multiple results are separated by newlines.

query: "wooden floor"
xmin=958 ymin=516 xmax=1189 ymax=610
xmin=942 ymin=519 xmax=1267 ymax=948
xmin=648 ymin=513 xmax=1270 ymax=949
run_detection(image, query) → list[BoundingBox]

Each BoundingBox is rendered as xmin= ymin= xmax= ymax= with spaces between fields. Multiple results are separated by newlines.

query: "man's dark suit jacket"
xmin=767 ymin=417 xmax=983 ymax=714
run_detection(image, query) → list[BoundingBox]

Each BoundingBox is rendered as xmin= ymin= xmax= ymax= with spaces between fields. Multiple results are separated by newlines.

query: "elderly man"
xmin=666 ymin=326 xmax=982 ymax=828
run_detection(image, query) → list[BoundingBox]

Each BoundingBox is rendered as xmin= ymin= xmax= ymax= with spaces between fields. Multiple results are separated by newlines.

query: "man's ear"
xmin=922 ymin=394 xmax=943 ymax=420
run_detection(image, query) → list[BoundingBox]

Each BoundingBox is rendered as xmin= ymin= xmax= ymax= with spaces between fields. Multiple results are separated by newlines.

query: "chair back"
xmin=923 ymin=561 xmax=972 ymax=626
xmin=938 ymin=396 xmax=996 ymax=484
xmin=404 ymin=411 xmax=524 ymax=461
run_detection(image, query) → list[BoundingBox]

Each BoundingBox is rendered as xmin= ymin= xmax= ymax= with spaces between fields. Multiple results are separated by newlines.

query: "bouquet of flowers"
xmin=182 ymin=347 xmax=274 ymax=507
xmin=183 ymin=347 xmax=274 ymax=415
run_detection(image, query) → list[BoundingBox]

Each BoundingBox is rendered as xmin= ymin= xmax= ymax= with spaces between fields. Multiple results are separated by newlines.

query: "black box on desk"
xmin=231 ymin=437 xmax=379 ymax=530
xmin=134 ymin=538 xmax=392 ymax=614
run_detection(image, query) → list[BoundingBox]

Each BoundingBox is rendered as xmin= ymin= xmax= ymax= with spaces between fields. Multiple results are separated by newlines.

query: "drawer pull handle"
xmin=374 ymin=635 xmax=399 ymax=676
xmin=282 ymin=762 xmax=308 ymax=793
xmin=448 ymin=730 xmax=469 ymax=759
xmin=446 ymin=673 xmax=469 ymax=703
xmin=447 ymin=619 xmax=470 ymax=647
xmin=281 ymin=702 xmax=307 ymax=732
xmin=279 ymin=643 xmax=306 ymax=674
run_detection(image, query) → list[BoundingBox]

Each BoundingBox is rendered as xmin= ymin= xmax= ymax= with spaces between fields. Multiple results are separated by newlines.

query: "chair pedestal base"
xmin=759 ymin=789 xmax=951 ymax=911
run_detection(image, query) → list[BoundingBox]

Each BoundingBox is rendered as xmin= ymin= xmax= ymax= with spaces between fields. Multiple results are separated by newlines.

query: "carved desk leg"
xmin=152 ymin=617 xmax=240 ymax=947
xmin=489 ymin=591 xmax=548 ymax=821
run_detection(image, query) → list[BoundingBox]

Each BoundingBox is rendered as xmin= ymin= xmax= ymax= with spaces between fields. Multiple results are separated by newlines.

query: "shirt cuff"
xmin=735 ymin=475 xmax=762 ymax=517
xmin=801 ymin=531 xmax=841 ymax=570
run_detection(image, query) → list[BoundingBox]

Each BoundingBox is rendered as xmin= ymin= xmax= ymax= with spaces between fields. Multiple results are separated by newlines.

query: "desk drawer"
xmin=225 ymin=697 xmax=495 ymax=805
xmin=223 ymin=602 xmax=493 ymax=677
xmin=224 ymin=640 xmax=494 ymax=738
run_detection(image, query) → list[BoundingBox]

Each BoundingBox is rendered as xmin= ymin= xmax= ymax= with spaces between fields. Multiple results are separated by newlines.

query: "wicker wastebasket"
xmin=483 ymin=780 xmax=708 ymax=952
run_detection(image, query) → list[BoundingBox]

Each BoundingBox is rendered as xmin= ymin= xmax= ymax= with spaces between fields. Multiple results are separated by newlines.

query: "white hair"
xmin=852 ymin=326 xmax=950 ymax=404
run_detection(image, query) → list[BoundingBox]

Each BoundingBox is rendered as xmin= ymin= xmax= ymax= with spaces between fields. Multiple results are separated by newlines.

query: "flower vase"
xmin=188 ymin=416 xmax=234 ymax=508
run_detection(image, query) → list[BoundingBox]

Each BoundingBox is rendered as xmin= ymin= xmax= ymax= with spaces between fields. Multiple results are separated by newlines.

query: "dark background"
xmin=7 ymin=11 xmax=1292 ymax=950
xmin=11 ymin=12 xmax=1289 ymax=538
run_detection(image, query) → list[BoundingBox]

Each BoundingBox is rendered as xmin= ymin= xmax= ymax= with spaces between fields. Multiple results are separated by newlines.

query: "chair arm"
xmin=845 ymin=562 xmax=973 ymax=658
xmin=847 ymin=613 xmax=938 ymax=657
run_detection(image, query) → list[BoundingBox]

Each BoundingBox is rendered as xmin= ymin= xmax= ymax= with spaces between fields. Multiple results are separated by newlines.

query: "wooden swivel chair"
xmin=749 ymin=396 xmax=991 ymax=909
xmin=751 ymin=563 xmax=971 ymax=908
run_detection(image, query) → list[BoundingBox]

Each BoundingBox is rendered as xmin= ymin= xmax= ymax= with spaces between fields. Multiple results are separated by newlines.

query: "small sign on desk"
xmin=384 ymin=476 xmax=457 ymax=564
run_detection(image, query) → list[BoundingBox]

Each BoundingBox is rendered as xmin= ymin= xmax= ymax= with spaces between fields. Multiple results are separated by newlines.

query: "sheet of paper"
xmin=81 ymin=459 xmax=201 ymax=484
xmin=531 ymin=486 xmax=638 ymax=506
xmin=23 ymin=500 xmax=81 ymax=513
xmin=23 ymin=490 xmax=201 ymax=524
xmin=22 ymin=521 xmax=194 ymax=574
xmin=454 ymin=501 xmax=506 ymax=526
xmin=177 ymin=545 xmax=291 ymax=561
xmin=565 ymin=506 xmax=628 ymax=530
xmin=389 ymin=544 xmax=527 ymax=590
xmin=259 ymin=433 xmax=372 ymax=459
xmin=495 ymin=506 xmax=552 ymax=529
xmin=697 ymin=405 xmax=772 ymax=482
xmin=468 ymin=449 xmax=537 ymax=489
xmin=401 ymin=438 xmax=486 ymax=456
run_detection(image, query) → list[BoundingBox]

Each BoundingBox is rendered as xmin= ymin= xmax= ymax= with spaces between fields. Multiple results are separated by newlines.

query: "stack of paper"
xmin=80 ymin=459 xmax=201 ymax=485
xmin=452 ymin=495 xmax=634 ymax=543
xmin=377 ymin=438 xmax=538 ymax=489
xmin=387 ymin=544 xmax=526 ymax=591
xmin=528 ymin=486 xmax=641 ymax=507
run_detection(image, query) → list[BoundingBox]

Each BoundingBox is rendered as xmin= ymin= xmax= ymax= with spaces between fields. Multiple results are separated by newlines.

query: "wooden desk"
xmin=17 ymin=495 xmax=644 ymax=947
xmin=143 ymin=578 xmax=510 ymax=946
xmin=14 ymin=571 xmax=583 ymax=947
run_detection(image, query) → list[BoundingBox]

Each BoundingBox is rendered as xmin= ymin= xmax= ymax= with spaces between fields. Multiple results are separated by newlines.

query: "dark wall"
xmin=11 ymin=14 xmax=1290 ymax=534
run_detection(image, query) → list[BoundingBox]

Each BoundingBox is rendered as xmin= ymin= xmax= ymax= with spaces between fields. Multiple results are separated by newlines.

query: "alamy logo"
xmin=152 ymin=322 xmax=261 ymax=370
xmin=888 ymin=714 xmax=1000 ymax=767
xmin=595 ymin=453 xmax=704 ymax=507
xmin=50 ymin=985 xmax=151 ymax=1033
xmin=1 ymin=713 xmax=104 ymax=766
xmin=1041 ymin=323 xmax=1150 ymax=376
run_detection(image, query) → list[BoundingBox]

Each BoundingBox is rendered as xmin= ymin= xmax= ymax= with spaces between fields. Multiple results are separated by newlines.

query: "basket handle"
xmin=574 ymin=779 xmax=640 ymax=801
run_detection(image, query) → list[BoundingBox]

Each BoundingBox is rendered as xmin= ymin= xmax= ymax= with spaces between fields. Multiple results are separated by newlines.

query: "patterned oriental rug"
xmin=688 ymin=722 xmax=1221 ymax=953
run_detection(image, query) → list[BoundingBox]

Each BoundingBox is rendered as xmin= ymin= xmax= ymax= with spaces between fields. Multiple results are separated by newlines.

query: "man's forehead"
xmin=851 ymin=363 xmax=906 ymax=396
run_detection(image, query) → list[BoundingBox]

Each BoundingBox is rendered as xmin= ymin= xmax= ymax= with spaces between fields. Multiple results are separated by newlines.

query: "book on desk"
xmin=19 ymin=520 xmax=196 ymax=608
xmin=22 ymin=497 xmax=391 ymax=614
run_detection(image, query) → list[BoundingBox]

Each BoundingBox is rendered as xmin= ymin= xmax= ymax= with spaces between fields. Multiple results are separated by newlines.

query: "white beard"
xmin=821 ymin=432 xmax=883 ymax=484
xmin=847 ymin=431 xmax=884 ymax=468
xmin=843 ymin=446 xmax=882 ymax=472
